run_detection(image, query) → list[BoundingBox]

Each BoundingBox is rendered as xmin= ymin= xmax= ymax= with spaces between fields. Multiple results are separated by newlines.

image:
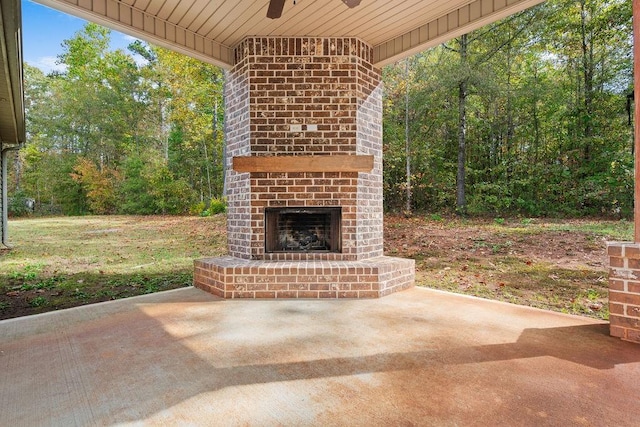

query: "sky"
xmin=22 ymin=0 xmax=137 ymax=73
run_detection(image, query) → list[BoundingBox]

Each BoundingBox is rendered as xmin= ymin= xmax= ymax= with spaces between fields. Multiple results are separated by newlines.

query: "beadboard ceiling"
xmin=34 ymin=0 xmax=545 ymax=69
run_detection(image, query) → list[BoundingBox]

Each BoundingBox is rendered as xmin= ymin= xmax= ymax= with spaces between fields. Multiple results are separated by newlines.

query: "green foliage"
xmin=14 ymin=2 xmax=635 ymax=219
xmin=156 ymin=48 xmax=225 ymax=202
xmin=9 ymin=264 xmax=43 ymax=281
xmin=117 ymin=155 xmax=157 ymax=214
xmin=71 ymin=157 xmax=120 ymax=214
xmin=382 ymin=0 xmax=633 ymax=217
xmin=189 ymin=201 xmax=206 ymax=216
xmin=8 ymin=190 xmax=33 ymax=217
xmin=17 ymin=24 xmax=225 ymax=216
xmin=29 ymin=296 xmax=49 ymax=308
xmin=116 ymin=153 xmax=196 ymax=215
xmin=208 ymin=197 xmax=227 ymax=215
xmin=143 ymin=158 xmax=196 ymax=214
xmin=198 ymin=197 xmax=227 ymax=216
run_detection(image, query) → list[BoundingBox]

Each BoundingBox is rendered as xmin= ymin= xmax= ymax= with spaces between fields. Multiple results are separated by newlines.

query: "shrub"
xmin=70 ymin=157 xmax=120 ymax=214
xmin=190 ymin=201 xmax=206 ymax=216
xmin=208 ymin=197 xmax=227 ymax=215
xmin=8 ymin=190 xmax=34 ymax=217
xmin=117 ymin=156 xmax=157 ymax=215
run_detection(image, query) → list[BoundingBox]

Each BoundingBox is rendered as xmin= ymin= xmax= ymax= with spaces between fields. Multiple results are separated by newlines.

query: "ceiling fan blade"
xmin=267 ymin=0 xmax=286 ymax=19
xmin=342 ymin=0 xmax=361 ymax=7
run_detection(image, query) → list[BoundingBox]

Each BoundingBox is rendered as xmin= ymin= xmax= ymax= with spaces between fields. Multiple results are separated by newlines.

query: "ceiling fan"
xmin=267 ymin=0 xmax=362 ymax=19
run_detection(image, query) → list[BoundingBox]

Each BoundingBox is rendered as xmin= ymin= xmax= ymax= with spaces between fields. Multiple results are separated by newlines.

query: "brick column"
xmin=224 ymin=37 xmax=384 ymax=261
xmin=607 ymin=243 xmax=640 ymax=343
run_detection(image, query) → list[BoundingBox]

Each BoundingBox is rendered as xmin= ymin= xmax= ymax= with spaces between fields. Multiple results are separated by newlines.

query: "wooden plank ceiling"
xmin=33 ymin=0 xmax=545 ymax=69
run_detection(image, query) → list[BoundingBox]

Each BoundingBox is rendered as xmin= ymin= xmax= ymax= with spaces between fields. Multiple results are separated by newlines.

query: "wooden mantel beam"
xmin=232 ymin=155 xmax=374 ymax=173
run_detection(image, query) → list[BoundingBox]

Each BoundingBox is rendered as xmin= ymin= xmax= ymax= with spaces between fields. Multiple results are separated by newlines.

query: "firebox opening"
xmin=265 ymin=207 xmax=341 ymax=253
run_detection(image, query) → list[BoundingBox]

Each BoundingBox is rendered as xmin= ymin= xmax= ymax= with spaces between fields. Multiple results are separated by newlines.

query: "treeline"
xmin=384 ymin=0 xmax=633 ymax=217
xmin=17 ymin=24 xmax=225 ymax=216
xmin=11 ymin=0 xmax=635 ymax=217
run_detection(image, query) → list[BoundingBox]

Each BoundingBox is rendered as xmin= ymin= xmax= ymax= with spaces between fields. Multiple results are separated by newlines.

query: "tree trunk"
xmin=202 ymin=140 xmax=212 ymax=200
xmin=531 ymin=65 xmax=541 ymax=164
xmin=404 ymin=58 xmax=412 ymax=215
xmin=456 ymin=34 xmax=468 ymax=214
xmin=213 ymin=99 xmax=221 ymax=197
xmin=505 ymin=37 xmax=514 ymax=182
xmin=579 ymin=0 xmax=594 ymax=162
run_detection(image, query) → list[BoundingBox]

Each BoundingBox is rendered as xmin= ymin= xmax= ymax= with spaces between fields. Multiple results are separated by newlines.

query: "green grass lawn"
xmin=0 ymin=215 xmax=226 ymax=319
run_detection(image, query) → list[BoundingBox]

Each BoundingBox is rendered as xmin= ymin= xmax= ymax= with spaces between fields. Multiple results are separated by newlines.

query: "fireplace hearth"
xmin=265 ymin=207 xmax=341 ymax=253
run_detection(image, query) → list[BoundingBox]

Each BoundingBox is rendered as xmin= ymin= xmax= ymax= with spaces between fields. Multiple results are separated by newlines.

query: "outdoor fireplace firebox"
xmin=265 ymin=207 xmax=341 ymax=253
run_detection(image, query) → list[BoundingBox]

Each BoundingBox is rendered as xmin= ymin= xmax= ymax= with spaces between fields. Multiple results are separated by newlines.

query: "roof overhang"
xmin=0 ymin=0 xmax=24 ymax=145
xmin=32 ymin=0 xmax=546 ymax=69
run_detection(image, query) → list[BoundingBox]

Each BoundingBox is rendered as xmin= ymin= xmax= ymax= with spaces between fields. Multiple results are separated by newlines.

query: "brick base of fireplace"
xmin=193 ymin=256 xmax=415 ymax=299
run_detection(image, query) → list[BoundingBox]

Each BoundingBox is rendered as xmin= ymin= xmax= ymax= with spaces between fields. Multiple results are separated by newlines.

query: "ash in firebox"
xmin=279 ymin=221 xmax=329 ymax=251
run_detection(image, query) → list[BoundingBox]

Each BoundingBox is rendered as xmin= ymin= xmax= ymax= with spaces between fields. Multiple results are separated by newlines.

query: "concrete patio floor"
xmin=1 ymin=287 xmax=639 ymax=426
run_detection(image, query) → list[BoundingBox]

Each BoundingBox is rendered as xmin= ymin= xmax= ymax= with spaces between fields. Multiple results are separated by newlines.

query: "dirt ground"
xmin=384 ymin=215 xmax=619 ymax=320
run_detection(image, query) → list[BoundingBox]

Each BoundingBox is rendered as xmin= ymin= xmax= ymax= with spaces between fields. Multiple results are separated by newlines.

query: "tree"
xmin=153 ymin=47 xmax=225 ymax=200
xmin=70 ymin=157 xmax=120 ymax=214
xmin=456 ymin=34 xmax=469 ymax=214
xmin=382 ymin=0 xmax=632 ymax=217
xmin=19 ymin=24 xmax=225 ymax=215
xmin=16 ymin=2 xmax=634 ymax=218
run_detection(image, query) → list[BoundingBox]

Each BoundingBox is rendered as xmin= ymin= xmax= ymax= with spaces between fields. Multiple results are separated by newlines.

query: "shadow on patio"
xmin=1 ymin=287 xmax=639 ymax=426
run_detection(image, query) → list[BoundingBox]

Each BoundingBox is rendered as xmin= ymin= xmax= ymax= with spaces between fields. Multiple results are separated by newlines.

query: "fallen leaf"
xmin=588 ymin=303 xmax=602 ymax=311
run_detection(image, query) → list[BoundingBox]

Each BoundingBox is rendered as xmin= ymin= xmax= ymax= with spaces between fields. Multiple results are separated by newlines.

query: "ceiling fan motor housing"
xmin=268 ymin=0 xmax=361 ymax=19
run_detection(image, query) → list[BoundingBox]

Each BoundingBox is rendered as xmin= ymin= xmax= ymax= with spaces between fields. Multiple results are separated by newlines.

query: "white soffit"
xmin=32 ymin=0 xmax=546 ymax=69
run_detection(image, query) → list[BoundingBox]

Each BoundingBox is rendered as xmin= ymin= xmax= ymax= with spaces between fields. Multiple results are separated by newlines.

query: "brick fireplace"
xmin=194 ymin=37 xmax=414 ymax=299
